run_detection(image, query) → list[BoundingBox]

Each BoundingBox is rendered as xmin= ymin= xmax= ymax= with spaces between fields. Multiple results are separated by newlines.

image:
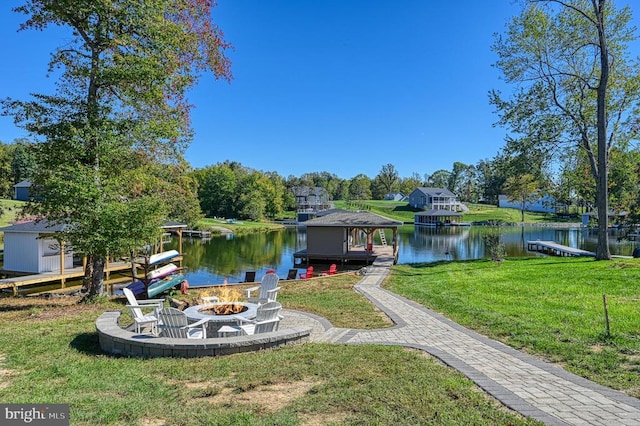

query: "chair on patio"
xmin=157 ymin=307 xmax=211 ymax=339
xmin=245 ymin=273 xmax=280 ymax=304
xmin=123 ymin=287 xmax=164 ymax=334
xmin=218 ymin=302 xmax=283 ymax=337
xmin=243 ymin=271 xmax=256 ymax=282
xmin=299 ymin=266 xmax=313 ymax=279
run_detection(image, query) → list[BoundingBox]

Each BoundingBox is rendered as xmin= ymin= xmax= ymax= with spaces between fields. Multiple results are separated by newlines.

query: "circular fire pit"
xmin=184 ymin=302 xmax=258 ymax=334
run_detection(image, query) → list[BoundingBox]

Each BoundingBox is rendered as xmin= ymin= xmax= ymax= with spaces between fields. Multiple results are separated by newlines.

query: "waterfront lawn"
xmin=0 ymin=294 xmax=538 ymax=425
xmin=183 ymin=273 xmax=390 ymax=330
xmin=333 ymin=200 xmax=562 ymax=224
xmin=386 ymin=257 xmax=640 ymax=397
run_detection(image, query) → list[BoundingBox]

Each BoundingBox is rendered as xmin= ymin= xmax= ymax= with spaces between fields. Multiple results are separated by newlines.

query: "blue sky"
xmin=1 ymin=1 xmax=639 ymax=180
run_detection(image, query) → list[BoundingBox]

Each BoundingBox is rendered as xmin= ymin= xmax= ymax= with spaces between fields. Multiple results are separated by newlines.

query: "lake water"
xmin=167 ymin=225 xmax=638 ymax=287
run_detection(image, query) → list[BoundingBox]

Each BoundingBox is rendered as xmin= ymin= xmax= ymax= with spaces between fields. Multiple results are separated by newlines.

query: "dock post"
xmin=60 ymin=241 xmax=66 ymax=288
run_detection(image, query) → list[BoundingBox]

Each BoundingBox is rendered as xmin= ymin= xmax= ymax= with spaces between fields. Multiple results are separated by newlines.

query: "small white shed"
xmin=0 ymin=220 xmax=74 ymax=273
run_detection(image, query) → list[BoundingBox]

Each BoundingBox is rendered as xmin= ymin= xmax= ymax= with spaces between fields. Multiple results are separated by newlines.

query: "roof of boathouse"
xmin=415 ymin=209 xmax=462 ymax=217
xmin=305 ymin=209 xmax=403 ymax=228
xmin=0 ymin=219 xmax=69 ymax=234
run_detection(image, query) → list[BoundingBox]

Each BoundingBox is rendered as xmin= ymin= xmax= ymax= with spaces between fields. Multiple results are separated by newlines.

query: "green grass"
xmin=386 ymin=257 xmax=640 ymax=396
xmin=333 ymin=200 xmax=567 ymax=224
xmin=0 ymin=199 xmax=26 ymax=227
xmin=197 ymin=217 xmax=284 ymax=235
xmin=0 ymin=276 xmax=539 ymax=425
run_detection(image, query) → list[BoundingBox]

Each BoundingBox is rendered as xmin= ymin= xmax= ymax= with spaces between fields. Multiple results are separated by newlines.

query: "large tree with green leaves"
xmin=2 ymin=0 xmax=231 ymax=297
xmin=491 ymin=0 xmax=640 ymax=260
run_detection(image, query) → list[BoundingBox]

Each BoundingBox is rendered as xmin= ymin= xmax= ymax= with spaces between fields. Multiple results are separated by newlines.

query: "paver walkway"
xmin=282 ymin=263 xmax=640 ymax=426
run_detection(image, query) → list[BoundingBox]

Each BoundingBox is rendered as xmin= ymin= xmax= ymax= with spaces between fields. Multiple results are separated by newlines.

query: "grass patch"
xmin=197 ymin=217 xmax=284 ymax=235
xmin=333 ymin=200 xmax=566 ymax=224
xmin=174 ymin=274 xmax=390 ymax=330
xmin=386 ymin=257 xmax=640 ymax=396
xmin=0 ymin=292 xmax=538 ymax=425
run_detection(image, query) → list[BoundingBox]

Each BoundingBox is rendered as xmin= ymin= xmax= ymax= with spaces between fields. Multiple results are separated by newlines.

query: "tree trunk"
xmin=594 ymin=0 xmax=611 ymax=260
xmin=82 ymin=254 xmax=105 ymax=298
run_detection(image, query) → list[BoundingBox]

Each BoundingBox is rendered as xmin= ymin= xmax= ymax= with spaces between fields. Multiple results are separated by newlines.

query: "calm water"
xmin=167 ymin=226 xmax=637 ymax=287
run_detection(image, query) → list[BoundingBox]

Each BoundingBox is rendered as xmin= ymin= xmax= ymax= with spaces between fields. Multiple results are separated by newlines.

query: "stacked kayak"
xmin=126 ymin=250 xmax=184 ymax=297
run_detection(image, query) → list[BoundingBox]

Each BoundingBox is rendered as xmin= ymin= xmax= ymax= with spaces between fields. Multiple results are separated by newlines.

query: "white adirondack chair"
xmin=218 ymin=301 xmax=283 ymax=337
xmin=123 ymin=287 xmax=164 ymax=334
xmin=157 ymin=307 xmax=211 ymax=339
xmin=245 ymin=273 xmax=280 ymax=304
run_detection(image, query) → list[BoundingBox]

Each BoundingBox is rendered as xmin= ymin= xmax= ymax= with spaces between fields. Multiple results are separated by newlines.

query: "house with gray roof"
xmin=408 ymin=187 xmax=462 ymax=210
xmin=408 ymin=187 xmax=470 ymax=226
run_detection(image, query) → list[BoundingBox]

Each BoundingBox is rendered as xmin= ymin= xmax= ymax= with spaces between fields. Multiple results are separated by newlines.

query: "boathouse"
xmin=414 ymin=209 xmax=464 ymax=227
xmin=294 ymin=209 xmax=403 ymax=264
xmin=0 ymin=219 xmax=74 ymax=274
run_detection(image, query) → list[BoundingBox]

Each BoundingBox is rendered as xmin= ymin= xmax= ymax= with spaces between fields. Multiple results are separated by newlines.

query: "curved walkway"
xmin=282 ymin=264 xmax=640 ymax=426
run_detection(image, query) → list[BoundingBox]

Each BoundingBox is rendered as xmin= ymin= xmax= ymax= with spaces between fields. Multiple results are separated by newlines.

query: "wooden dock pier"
xmin=182 ymin=229 xmax=212 ymax=238
xmin=0 ymin=260 xmax=135 ymax=296
xmin=526 ymin=240 xmax=595 ymax=257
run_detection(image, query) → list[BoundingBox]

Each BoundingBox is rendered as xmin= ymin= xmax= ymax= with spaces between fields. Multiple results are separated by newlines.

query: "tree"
xmin=10 ymin=139 xmax=37 ymax=185
xmin=491 ymin=0 xmax=640 ymax=260
xmin=348 ymin=174 xmax=372 ymax=200
xmin=426 ymin=169 xmax=452 ymax=189
xmin=2 ymin=0 xmax=232 ymax=297
xmin=399 ymin=173 xmax=423 ymax=196
xmin=503 ymin=174 xmax=540 ymax=222
xmin=373 ymin=163 xmax=399 ymax=198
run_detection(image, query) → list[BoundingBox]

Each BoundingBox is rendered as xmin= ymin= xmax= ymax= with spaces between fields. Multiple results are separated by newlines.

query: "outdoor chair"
xmin=299 ymin=266 xmax=313 ymax=279
xmin=123 ymin=287 xmax=164 ymax=334
xmin=245 ymin=273 xmax=280 ymax=304
xmin=243 ymin=271 xmax=256 ymax=282
xmin=217 ymin=302 xmax=283 ymax=337
xmin=157 ymin=307 xmax=211 ymax=339
xmin=320 ymin=264 xmax=337 ymax=276
xmin=286 ymin=268 xmax=298 ymax=280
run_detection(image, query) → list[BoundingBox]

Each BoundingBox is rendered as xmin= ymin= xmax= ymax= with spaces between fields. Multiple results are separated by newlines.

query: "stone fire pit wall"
xmin=96 ymin=310 xmax=312 ymax=358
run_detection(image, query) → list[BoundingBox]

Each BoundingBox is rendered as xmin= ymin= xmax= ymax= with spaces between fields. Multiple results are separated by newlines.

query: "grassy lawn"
xmin=0 ymin=275 xmax=540 ymax=425
xmin=0 ymin=199 xmax=26 ymax=227
xmin=333 ymin=200 xmax=567 ymax=224
xmin=386 ymin=257 xmax=640 ymax=397
xmin=197 ymin=217 xmax=284 ymax=235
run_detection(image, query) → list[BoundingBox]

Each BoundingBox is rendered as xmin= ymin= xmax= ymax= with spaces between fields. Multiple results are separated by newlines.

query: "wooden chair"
xmin=123 ymin=287 xmax=164 ymax=334
xmin=157 ymin=307 xmax=210 ymax=339
xmin=299 ymin=266 xmax=314 ymax=279
xmin=286 ymin=269 xmax=298 ymax=280
xmin=320 ymin=264 xmax=337 ymax=276
xmin=218 ymin=302 xmax=283 ymax=336
xmin=245 ymin=273 xmax=280 ymax=304
xmin=243 ymin=271 xmax=256 ymax=282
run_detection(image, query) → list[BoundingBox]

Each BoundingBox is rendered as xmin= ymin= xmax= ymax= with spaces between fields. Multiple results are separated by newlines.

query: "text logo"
xmin=1 ymin=404 xmax=68 ymax=425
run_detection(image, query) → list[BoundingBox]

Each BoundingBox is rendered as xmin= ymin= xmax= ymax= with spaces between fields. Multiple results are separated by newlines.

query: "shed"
xmin=0 ymin=219 xmax=74 ymax=273
xmin=295 ymin=209 xmax=403 ymax=264
xmin=13 ymin=180 xmax=32 ymax=201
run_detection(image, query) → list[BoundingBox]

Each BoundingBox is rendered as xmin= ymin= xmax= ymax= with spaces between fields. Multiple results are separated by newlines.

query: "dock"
xmin=294 ymin=245 xmax=397 ymax=265
xmin=0 ymin=259 xmax=150 ymax=296
xmin=526 ymin=240 xmax=594 ymax=257
xmin=182 ymin=229 xmax=212 ymax=238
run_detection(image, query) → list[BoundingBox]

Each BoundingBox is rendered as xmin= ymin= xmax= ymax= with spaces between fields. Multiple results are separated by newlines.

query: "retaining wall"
xmin=96 ymin=310 xmax=312 ymax=358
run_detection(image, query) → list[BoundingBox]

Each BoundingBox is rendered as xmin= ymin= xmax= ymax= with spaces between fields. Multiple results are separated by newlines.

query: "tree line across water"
xmin=3 ymin=137 xmax=640 ymax=225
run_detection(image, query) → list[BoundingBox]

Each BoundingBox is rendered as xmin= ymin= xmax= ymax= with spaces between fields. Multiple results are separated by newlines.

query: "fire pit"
xmin=184 ymin=302 xmax=258 ymax=334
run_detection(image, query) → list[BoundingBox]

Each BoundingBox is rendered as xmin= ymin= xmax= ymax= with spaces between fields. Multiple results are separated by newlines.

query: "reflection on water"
xmin=166 ymin=226 xmax=637 ymax=287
